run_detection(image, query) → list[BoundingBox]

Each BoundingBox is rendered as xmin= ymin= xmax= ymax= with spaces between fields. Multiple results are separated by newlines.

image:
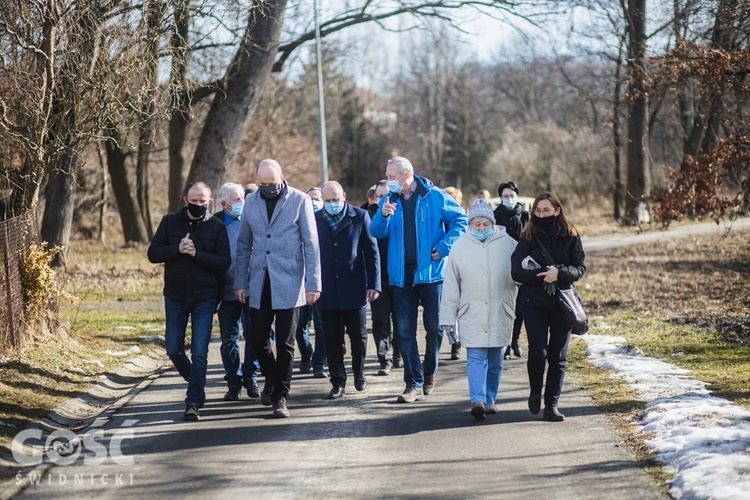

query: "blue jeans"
xmin=298 ymin=304 xmax=326 ymax=370
xmin=392 ymin=283 xmax=444 ymax=388
xmin=217 ymin=300 xmax=259 ymax=390
xmin=466 ymin=347 xmax=504 ymax=406
xmin=164 ymin=296 xmax=215 ymax=407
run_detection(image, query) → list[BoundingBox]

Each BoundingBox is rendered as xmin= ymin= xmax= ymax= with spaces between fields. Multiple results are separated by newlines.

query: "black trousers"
xmin=322 ymin=308 xmax=367 ymax=389
xmin=249 ymin=278 xmax=300 ymax=401
xmin=370 ymin=285 xmax=399 ymax=363
xmin=524 ymin=305 xmax=571 ymax=408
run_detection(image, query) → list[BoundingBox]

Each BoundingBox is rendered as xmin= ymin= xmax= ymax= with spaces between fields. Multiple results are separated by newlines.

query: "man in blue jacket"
xmin=148 ymin=181 xmax=231 ymax=421
xmin=370 ymin=157 xmax=467 ymax=403
xmin=315 ymin=181 xmax=380 ymax=399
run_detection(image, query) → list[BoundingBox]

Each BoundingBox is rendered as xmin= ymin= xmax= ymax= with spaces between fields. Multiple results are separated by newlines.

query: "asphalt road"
xmin=14 ymin=332 xmax=659 ymax=499
xmin=20 ymin=218 xmax=750 ymax=499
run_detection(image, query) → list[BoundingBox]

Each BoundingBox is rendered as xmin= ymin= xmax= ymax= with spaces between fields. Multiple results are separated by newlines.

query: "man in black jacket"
xmin=148 ymin=181 xmax=231 ymax=421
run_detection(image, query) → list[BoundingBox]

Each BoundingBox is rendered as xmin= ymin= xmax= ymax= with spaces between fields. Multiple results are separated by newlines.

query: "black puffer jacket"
xmin=510 ymin=228 xmax=585 ymax=309
xmin=493 ymin=203 xmax=529 ymax=241
xmin=148 ymin=207 xmax=231 ymax=303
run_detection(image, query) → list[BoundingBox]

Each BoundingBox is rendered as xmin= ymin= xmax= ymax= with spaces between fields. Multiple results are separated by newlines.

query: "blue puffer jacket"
xmin=370 ymin=175 xmax=467 ymax=287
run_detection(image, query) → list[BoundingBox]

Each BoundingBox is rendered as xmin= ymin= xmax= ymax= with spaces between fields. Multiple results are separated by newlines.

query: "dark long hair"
xmin=522 ymin=192 xmax=579 ymax=241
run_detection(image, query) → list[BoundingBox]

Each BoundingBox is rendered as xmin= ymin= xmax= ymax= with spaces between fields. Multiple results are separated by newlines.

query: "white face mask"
xmin=502 ymin=198 xmax=516 ymax=209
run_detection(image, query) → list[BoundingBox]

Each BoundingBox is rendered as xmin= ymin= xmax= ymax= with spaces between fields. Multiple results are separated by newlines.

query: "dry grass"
xmin=0 ymin=241 xmax=166 ymax=445
xmin=566 ymin=227 xmax=750 ymax=492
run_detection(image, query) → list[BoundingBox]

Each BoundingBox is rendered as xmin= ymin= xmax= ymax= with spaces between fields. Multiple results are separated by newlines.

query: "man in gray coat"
xmin=234 ymin=159 xmax=321 ymax=418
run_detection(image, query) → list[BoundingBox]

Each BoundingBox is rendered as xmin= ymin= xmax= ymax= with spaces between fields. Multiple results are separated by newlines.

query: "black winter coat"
xmin=148 ymin=207 xmax=231 ymax=303
xmin=493 ymin=203 xmax=529 ymax=241
xmin=510 ymin=228 xmax=585 ymax=309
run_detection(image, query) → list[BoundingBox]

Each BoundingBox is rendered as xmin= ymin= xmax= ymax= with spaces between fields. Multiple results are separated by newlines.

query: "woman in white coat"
xmin=440 ymin=199 xmax=518 ymax=421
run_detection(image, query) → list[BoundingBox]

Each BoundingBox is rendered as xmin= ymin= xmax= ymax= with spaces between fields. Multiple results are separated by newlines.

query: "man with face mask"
xmin=213 ymin=183 xmax=261 ymax=402
xmin=314 ymin=181 xmax=380 ymax=399
xmin=234 ymin=159 xmax=321 ymax=418
xmin=370 ymin=157 xmax=468 ymax=404
xmin=148 ymin=181 xmax=231 ymax=421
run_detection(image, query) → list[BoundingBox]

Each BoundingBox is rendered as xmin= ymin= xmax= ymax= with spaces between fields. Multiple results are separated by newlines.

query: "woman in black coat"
xmin=510 ymin=192 xmax=585 ymax=422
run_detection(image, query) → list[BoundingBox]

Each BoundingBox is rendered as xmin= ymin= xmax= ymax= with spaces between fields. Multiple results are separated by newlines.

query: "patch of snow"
xmin=82 ymin=360 xmax=105 ymax=368
xmin=103 ymin=345 xmax=141 ymax=357
xmin=581 ymin=333 xmax=750 ymax=499
xmin=138 ymin=335 xmax=165 ymax=343
xmin=116 ymin=325 xmax=137 ymax=330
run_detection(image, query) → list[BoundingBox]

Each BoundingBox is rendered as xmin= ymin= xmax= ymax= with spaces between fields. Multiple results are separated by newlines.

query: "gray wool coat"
xmin=234 ymin=185 xmax=321 ymax=309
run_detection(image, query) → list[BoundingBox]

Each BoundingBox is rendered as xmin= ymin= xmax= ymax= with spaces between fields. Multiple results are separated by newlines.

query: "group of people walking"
xmin=148 ymin=156 xmax=586 ymax=423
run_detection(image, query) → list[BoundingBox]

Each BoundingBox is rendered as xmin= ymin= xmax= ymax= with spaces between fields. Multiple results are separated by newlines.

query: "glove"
xmin=442 ymin=325 xmax=459 ymax=345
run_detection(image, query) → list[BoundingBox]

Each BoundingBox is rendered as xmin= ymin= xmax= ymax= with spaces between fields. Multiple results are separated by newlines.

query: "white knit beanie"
xmin=468 ymin=199 xmax=495 ymax=224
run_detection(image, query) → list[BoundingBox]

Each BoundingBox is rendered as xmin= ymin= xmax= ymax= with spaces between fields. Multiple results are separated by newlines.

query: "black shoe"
xmin=511 ymin=342 xmax=522 ymax=358
xmin=543 ymin=406 xmax=565 ymax=422
xmin=223 ymin=388 xmax=241 ymax=401
xmin=299 ymin=359 xmax=312 ymax=374
xmin=528 ymin=391 xmax=542 ymax=415
xmin=313 ymin=368 xmax=329 ymax=379
xmin=183 ymin=405 xmax=200 ymax=421
xmin=243 ymin=379 xmax=261 ymax=399
xmin=504 ymin=349 xmax=511 ymax=360
xmin=261 ymin=380 xmax=274 ymax=406
xmin=273 ymin=397 xmax=290 ymax=418
xmin=471 ymin=401 xmax=486 ymax=421
xmin=451 ymin=345 xmax=461 ymax=360
xmin=198 ymin=394 xmax=206 ymax=409
xmin=327 ymin=386 xmax=345 ymax=399
xmin=354 ymin=376 xmax=367 ymax=392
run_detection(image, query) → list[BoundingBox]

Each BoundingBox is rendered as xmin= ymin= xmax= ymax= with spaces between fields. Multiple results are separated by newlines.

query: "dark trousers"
xmin=511 ymin=297 xmax=524 ymax=346
xmin=322 ymin=308 xmax=367 ymax=389
xmin=370 ymin=285 xmax=399 ymax=363
xmin=249 ymin=279 xmax=300 ymax=401
xmin=524 ymin=305 xmax=571 ymax=408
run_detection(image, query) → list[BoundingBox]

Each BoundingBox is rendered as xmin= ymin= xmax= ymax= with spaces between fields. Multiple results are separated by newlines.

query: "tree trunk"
xmin=186 ymin=0 xmax=288 ymax=197
xmin=612 ymin=36 xmax=625 ymax=221
xmin=40 ymin=153 xmax=77 ymax=267
xmin=168 ymin=0 xmax=191 ymax=213
xmin=624 ymin=0 xmax=651 ymax=222
xmin=105 ymin=133 xmax=150 ymax=244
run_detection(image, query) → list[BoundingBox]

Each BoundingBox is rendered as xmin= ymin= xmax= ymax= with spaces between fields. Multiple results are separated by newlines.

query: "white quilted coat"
xmin=439 ymin=226 xmax=518 ymax=348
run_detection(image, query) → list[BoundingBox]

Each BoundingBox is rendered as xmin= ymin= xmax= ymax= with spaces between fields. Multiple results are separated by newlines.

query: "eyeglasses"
xmin=534 ymin=207 xmax=556 ymax=216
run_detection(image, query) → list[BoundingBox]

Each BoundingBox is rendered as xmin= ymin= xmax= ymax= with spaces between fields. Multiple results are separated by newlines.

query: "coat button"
xmin=266 ymin=250 xmax=270 ymax=254
xmin=484 ymin=272 xmax=488 ymax=275
xmin=334 ymin=243 xmax=338 ymax=246
xmin=267 ymin=234 xmax=271 ymax=238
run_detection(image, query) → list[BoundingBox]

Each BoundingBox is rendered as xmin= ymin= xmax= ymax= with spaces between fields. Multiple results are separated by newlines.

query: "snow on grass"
xmin=581 ymin=333 xmax=750 ymax=500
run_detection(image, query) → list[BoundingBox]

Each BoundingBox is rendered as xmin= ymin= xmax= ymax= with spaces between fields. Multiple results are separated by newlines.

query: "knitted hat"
xmin=497 ymin=181 xmax=519 ymax=197
xmin=468 ymin=199 xmax=495 ymax=224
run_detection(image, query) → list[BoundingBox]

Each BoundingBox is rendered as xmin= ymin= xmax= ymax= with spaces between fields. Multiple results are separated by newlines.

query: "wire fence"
xmin=0 ymin=209 xmax=38 ymax=354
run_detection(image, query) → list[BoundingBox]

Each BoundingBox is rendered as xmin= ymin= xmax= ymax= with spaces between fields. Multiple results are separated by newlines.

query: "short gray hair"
xmin=387 ymin=156 xmax=413 ymax=175
xmin=218 ymin=182 xmax=244 ymax=203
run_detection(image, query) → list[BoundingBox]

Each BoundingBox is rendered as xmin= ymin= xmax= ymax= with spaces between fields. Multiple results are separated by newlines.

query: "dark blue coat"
xmin=315 ymin=203 xmax=381 ymax=311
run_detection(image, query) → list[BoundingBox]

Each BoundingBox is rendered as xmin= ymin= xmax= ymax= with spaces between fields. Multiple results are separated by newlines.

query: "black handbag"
xmin=535 ymin=237 xmax=589 ymax=335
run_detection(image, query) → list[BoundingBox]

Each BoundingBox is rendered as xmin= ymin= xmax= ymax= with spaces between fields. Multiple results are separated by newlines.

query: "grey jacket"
xmin=234 ymin=185 xmax=321 ymax=309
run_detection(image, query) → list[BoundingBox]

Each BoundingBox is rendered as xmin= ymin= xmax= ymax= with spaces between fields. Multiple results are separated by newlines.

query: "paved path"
xmin=13 ymin=333 xmax=659 ymax=499
xmin=19 ymin=219 xmax=750 ymax=498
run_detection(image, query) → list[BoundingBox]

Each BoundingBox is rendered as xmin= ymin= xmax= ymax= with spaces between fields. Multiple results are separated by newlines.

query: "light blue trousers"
xmin=466 ymin=347 xmax=504 ymax=406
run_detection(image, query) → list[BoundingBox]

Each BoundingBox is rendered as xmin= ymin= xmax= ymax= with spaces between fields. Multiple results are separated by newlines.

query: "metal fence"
xmin=0 ymin=210 xmax=38 ymax=354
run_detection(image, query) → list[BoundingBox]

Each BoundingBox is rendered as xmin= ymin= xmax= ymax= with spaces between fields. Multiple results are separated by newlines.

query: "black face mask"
xmin=533 ymin=214 xmax=556 ymax=228
xmin=187 ymin=202 xmax=208 ymax=218
xmin=259 ymin=183 xmax=282 ymax=199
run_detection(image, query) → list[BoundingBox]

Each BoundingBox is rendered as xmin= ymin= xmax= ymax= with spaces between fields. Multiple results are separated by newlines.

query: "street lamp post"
xmin=313 ymin=0 xmax=328 ymax=184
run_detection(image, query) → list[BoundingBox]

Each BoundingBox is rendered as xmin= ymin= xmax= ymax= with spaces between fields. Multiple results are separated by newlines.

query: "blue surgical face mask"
xmin=387 ymin=175 xmax=403 ymax=194
xmin=502 ymin=198 xmax=516 ymax=209
xmin=311 ymin=200 xmax=323 ymax=212
xmin=230 ymin=201 xmax=244 ymax=217
xmin=324 ymin=201 xmax=344 ymax=215
xmin=471 ymin=228 xmax=493 ymax=241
